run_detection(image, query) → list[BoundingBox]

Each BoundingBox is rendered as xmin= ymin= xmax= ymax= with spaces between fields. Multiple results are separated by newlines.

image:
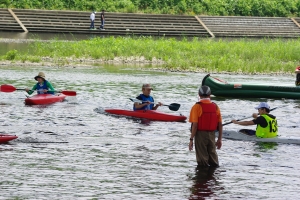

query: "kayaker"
xmin=25 ymin=72 xmax=55 ymax=95
xmin=189 ymin=85 xmax=223 ymax=167
xmin=133 ymin=84 xmax=162 ymax=110
xmin=295 ymin=66 xmax=300 ymax=86
xmin=231 ymin=102 xmax=278 ymax=138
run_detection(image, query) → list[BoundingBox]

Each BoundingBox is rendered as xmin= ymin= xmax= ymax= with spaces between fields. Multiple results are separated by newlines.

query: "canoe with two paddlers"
xmin=201 ymin=74 xmax=300 ymax=99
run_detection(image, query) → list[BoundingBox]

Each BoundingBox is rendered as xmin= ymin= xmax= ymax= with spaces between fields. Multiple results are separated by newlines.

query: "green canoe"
xmin=202 ymin=74 xmax=300 ymax=99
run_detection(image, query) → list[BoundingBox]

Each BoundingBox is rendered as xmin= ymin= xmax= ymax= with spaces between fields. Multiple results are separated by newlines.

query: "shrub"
xmin=5 ymin=50 xmax=18 ymax=60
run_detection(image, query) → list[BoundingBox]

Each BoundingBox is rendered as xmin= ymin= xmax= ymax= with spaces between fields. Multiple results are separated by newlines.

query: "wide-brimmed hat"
xmin=255 ymin=102 xmax=270 ymax=110
xmin=34 ymin=72 xmax=45 ymax=80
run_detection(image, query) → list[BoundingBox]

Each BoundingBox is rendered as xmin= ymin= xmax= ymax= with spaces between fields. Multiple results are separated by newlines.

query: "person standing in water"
xmin=189 ymin=85 xmax=223 ymax=167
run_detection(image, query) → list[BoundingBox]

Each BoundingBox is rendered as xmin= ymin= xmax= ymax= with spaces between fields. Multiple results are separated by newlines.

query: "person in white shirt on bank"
xmin=90 ymin=11 xmax=96 ymax=29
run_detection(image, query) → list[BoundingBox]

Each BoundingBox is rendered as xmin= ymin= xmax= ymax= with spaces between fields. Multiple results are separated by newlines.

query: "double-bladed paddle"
xmin=129 ymin=98 xmax=180 ymax=111
xmin=222 ymin=105 xmax=288 ymax=126
xmin=0 ymin=84 xmax=77 ymax=96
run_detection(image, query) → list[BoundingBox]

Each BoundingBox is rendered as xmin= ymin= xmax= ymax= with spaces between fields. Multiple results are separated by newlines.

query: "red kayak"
xmin=0 ymin=134 xmax=18 ymax=143
xmin=25 ymin=94 xmax=66 ymax=105
xmin=105 ymin=109 xmax=187 ymax=122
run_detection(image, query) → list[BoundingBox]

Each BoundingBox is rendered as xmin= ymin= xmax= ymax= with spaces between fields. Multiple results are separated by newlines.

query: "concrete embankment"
xmin=1 ymin=8 xmax=300 ymax=38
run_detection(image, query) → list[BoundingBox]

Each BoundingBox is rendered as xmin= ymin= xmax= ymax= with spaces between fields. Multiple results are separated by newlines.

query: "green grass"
xmin=2 ymin=36 xmax=300 ymax=74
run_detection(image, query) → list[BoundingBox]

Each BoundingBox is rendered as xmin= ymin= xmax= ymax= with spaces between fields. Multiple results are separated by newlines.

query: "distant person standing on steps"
xmin=90 ymin=11 xmax=96 ymax=29
xmin=100 ymin=10 xmax=105 ymax=30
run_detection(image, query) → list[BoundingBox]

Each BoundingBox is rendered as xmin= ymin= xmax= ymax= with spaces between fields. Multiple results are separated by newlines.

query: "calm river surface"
xmin=1 ymin=65 xmax=300 ymax=199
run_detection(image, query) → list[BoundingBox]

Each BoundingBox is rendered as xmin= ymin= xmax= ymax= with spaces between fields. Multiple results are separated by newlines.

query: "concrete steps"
xmin=11 ymin=9 xmax=210 ymax=37
xmin=1 ymin=8 xmax=300 ymax=38
xmin=0 ymin=9 xmax=23 ymax=31
xmin=199 ymin=16 xmax=300 ymax=38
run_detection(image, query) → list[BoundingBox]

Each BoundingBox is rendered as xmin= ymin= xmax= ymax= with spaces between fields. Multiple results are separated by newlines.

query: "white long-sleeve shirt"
xmin=90 ymin=13 xmax=95 ymax=21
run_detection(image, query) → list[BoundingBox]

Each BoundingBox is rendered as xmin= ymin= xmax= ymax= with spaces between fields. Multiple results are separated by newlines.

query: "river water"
xmin=0 ymin=31 xmax=99 ymax=56
xmin=1 ymin=64 xmax=300 ymax=199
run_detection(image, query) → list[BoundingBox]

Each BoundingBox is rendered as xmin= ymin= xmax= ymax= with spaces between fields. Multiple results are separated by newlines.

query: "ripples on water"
xmin=1 ymin=65 xmax=300 ymax=199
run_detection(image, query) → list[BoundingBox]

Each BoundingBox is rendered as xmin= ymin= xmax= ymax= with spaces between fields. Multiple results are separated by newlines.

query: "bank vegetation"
xmin=1 ymin=37 xmax=299 ymax=74
xmin=0 ymin=0 xmax=299 ymax=17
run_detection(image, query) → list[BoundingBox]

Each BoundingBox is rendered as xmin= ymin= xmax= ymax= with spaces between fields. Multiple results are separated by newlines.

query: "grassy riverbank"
xmin=1 ymin=37 xmax=300 ymax=74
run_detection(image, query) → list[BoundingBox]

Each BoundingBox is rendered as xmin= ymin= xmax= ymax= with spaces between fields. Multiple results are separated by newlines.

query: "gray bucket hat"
xmin=199 ymin=85 xmax=211 ymax=96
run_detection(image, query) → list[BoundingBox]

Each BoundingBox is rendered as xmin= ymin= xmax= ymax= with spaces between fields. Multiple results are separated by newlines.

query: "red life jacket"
xmin=197 ymin=102 xmax=218 ymax=131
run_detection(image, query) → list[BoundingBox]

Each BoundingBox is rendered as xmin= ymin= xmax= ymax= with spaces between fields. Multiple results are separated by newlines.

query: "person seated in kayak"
xmin=231 ymin=102 xmax=278 ymax=138
xmin=25 ymin=72 xmax=55 ymax=95
xmin=295 ymin=66 xmax=300 ymax=86
xmin=133 ymin=84 xmax=162 ymax=111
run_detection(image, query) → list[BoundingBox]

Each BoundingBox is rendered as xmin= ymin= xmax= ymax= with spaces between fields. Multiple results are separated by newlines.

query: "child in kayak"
xmin=133 ymin=84 xmax=162 ymax=110
xmin=231 ymin=102 xmax=278 ymax=138
xmin=25 ymin=72 xmax=55 ymax=95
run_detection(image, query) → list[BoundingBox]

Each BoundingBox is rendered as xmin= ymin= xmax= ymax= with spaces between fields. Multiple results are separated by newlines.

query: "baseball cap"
xmin=198 ymin=85 xmax=211 ymax=96
xmin=255 ymin=102 xmax=270 ymax=109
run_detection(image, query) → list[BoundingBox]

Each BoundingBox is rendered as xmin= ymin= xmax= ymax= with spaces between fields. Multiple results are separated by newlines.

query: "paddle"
xmin=0 ymin=84 xmax=76 ymax=96
xmin=129 ymin=98 xmax=180 ymax=111
xmin=222 ymin=105 xmax=288 ymax=126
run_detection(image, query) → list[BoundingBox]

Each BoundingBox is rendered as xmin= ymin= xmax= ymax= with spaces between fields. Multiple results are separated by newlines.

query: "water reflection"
xmin=255 ymin=142 xmax=278 ymax=151
xmin=189 ymin=166 xmax=219 ymax=199
xmin=0 ymin=31 xmax=94 ymax=41
xmin=0 ymin=31 xmax=101 ymax=55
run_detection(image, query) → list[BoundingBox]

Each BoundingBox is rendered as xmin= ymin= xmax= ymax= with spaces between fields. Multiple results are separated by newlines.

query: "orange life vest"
xmin=197 ymin=102 xmax=218 ymax=131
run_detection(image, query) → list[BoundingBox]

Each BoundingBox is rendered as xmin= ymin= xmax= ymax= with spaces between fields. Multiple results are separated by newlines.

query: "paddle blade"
xmin=0 ymin=84 xmax=16 ymax=93
xmin=168 ymin=103 xmax=180 ymax=111
xmin=129 ymin=98 xmax=140 ymax=103
xmin=61 ymin=90 xmax=77 ymax=96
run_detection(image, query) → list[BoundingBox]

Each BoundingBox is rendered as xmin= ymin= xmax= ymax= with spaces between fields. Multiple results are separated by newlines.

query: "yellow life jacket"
xmin=256 ymin=114 xmax=278 ymax=138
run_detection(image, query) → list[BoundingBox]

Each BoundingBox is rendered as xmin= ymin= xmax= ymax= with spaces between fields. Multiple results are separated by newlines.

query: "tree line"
xmin=0 ymin=0 xmax=299 ymax=17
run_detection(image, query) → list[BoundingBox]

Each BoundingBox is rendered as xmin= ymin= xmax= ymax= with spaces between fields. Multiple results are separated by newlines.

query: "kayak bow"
xmin=0 ymin=134 xmax=18 ymax=144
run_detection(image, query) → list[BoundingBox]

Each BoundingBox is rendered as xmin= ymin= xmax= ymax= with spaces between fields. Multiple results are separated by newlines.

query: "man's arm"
xmin=134 ymin=102 xmax=150 ymax=109
xmin=216 ymin=122 xmax=222 ymax=149
xmin=152 ymin=102 xmax=162 ymax=110
xmin=215 ymin=105 xmax=222 ymax=149
xmin=189 ymin=122 xmax=198 ymax=151
xmin=232 ymin=120 xmax=255 ymax=125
